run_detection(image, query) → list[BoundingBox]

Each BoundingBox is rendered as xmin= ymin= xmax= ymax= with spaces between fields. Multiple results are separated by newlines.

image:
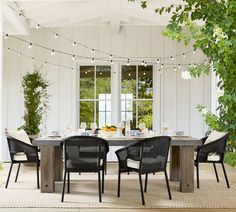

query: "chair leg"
xmin=5 ymin=163 xmax=13 ymax=189
xmin=15 ymin=163 xmax=21 ymax=183
xmin=105 ymin=156 xmax=107 ymax=175
xmin=98 ymin=170 xmax=102 ymax=202
xmin=196 ymin=162 xmax=199 ymax=188
xmin=36 ymin=162 xmax=40 ymax=189
xmin=102 ymin=168 xmax=105 ymax=194
xmin=67 ymin=172 xmax=70 ymax=193
xmin=117 ymin=170 xmax=121 ymax=197
xmin=138 ymin=173 xmax=145 ymax=205
xmin=164 ymin=171 xmax=172 ymax=200
xmin=61 ymin=171 xmax=67 ymax=202
xmin=221 ymin=163 xmax=230 ymax=188
xmin=213 ymin=163 xmax=219 ymax=182
xmin=144 ymin=173 xmax=148 ymax=192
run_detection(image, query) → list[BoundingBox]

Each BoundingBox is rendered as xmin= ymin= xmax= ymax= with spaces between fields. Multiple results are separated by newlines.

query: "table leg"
xmin=180 ymin=146 xmax=194 ymax=192
xmin=54 ymin=146 xmax=63 ymax=181
xmin=169 ymin=146 xmax=180 ymax=181
xmin=40 ymin=146 xmax=55 ymax=193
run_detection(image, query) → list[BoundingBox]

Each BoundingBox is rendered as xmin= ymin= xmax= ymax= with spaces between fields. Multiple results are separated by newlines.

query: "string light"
xmin=7 ymin=48 xmax=10 ymax=52
xmin=158 ymin=69 xmax=162 ymax=74
xmin=71 ymin=68 xmax=74 ymax=72
xmin=4 ymin=34 xmax=8 ymax=39
xmin=28 ymin=43 xmax=32 ymax=49
xmin=127 ymin=59 xmax=130 ymax=66
xmin=178 ymin=64 xmax=181 ymax=69
xmin=18 ymin=52 xmax=21 ymax=56
xmin=171 ymin=56 xmax=174 ymax=61
xmin=110 ymin=60 xmax=113 ymax=65
xmin=174 ymin=66 xmax=176 ymax=71
xmin=182 ymin=53 xmax=186 ymax=58
xmin=141 ymin=61 xmax=145 ymax=66
xmin=4 ymin=5 xmax=197 ymax=65
xmin=72 ymin=41 xmax=76 ymax=47
xmin=193 ymin=50 xmax=196 ymax=54
xmin=54 ymin=33 xmax=58 ymax=38
xmin=91 ymin=49 xmax=95 ymax=53
xmin=109 ymin=54 xmax=112 ymax=59
xmin=143 ymin=72 xmax=146 ymax=75
xmin=193 ymin=63 xmax=196 ymax=68
xmin=128 ymin=73 xmax=131 ymax=76
xmin=161 ymin=64 xmax=164 ymax=69
xmin=91 ymin=58 xmax=95 ymax=63
xmin=31 ymin=57 xmax=34 ymax=61
xmin=72 ymin=55 xmax=75 ymax=60
xmin=44 ymin=61 xmax=47 ymax=65
xmin=144 ymin=62 xmax=147 ymax=67
xmin=36 ymin=24 xmax=40 ymax=29
xmin=51 ymin=49 xmax=55 ymax=55
xmin=157 ymin=59 xmax=160 ymax=64
xmin=100 ymin=72 xmax=102 ymax=75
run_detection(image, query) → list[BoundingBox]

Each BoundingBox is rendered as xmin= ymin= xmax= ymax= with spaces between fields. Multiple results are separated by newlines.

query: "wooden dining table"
xmin=33 ymin=136 xmax=202 ymax=193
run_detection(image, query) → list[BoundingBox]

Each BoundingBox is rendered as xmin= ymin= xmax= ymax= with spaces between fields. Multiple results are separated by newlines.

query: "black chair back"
xmin=64 ymin=136 xmax=109 ymax=172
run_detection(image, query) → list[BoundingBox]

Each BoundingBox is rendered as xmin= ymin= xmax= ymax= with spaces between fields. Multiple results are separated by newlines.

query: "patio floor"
xmin=1 ymin=162 xmax=236 ymax=212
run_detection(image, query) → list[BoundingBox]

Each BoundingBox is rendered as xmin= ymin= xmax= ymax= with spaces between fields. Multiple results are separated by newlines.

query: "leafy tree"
xmin=130 ymin=0 xmax=236 ymax=149
xmin=22 ymin=69 xmax=49 ymax=135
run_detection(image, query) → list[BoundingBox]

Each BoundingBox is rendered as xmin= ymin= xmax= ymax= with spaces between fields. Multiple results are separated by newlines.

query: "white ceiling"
xmin=3 ymin=0 xmax=183 ymax=35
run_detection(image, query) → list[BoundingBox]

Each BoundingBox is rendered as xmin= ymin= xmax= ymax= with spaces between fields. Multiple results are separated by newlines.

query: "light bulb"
xmin=161 ymin=64 xmax=164 ymax=69
xmin=72 ymin=42 xmax=76 ymax=47
xmin=100 ymin=72 xmax=102 ymax=75
xmin=7 ymin=48 xmax=10 ymax=52
xmin=174 ymin=67 xmax=176 ymax=71
xmin=178 ymin=64 xmax=181 ymax=69
xmin=143 ymin=72 xmax=146 ymax=75
xmin=141 ymin=61 xmax=145 ymax=66
xmin=91 ymin=49 xmax=95 ymax=53
xmin=28 ymin=43 xmax=32 ymax=49
xmin=158 ymin=69 xmax=162 ymax=74
xmin=128 ymin=73 xmax=131 ymax=76
xmin=91 ymin=58 xmax=94 ymax=63
xmin=18 ymin=52 xmax=21 ymax=56
xmin=144 ymin=62 xmax=147 ymax=67
xmin=193 ymin=50 xmax=196 ymax=54
xmin=72 ymin=55 xmax=75 ymax=60
xmin=54 ymin=34 xmax=58 ymax=38
xmin=127 ymin=59 xmax=130 ymax=66
xmin=31 ymin=57 xmax=34 ymax=61
xmin=71 ymin=68 xmax=74 ymax=71
xmin=182 ymin=53 xmax=186 ymax=58
xmin=193 ymin=63 xmax=196 ymax=68
xmin=36 ymin=24 xmax=40 ymax=29
xmin=171 ymin=56 xmax=174 ymax=61
xmin=4 ymin=34 xmax=8 ymax=39
xmin=110 ymin=60 xmax=113 ymax=65
xmin=157 ymin=59 xmax=160 ymax=64
xmin=51 ymin=49 xmax=55 ymax=55
xmin=109 ymin=54 xmax=112 ymax=59
xmin=44 ymin=61 xmax=47 ymax=65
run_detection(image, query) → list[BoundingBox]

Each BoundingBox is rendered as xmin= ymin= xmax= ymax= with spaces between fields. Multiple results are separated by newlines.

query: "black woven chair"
xmin=195 ymin=133 xmax=230 ymax=188
xmin=115 ymin=136 xmax=172 ymax=205
xmin=61 ymin=136 xmax=109 ymax=202
xmin=5 ymin=135 xmax=40 ymax=189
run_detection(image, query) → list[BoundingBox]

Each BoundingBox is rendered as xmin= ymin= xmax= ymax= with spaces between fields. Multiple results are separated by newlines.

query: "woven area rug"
xmin=0 ymin=163 xmax=236 ymax=209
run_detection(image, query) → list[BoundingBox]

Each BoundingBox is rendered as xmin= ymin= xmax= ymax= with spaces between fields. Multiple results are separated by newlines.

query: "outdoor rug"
xmin=0 ymin=163 xmax=236 ymax=209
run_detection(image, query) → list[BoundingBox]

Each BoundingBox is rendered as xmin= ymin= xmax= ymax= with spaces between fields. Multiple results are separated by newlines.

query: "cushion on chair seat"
xmin=67 ymin=158 xmax=103 ymax=170
xmin=127 ymin=159 xmax=140 ymax=169
xmin=14 ymin=152 xmax=28 ymax=161
xmin=207 ymin=153 xmax=220 ymax=161
xmin=6 ymin=129 xmax=32 ymax=145
xmin=205 ymin=130 xmax=227 ymax=145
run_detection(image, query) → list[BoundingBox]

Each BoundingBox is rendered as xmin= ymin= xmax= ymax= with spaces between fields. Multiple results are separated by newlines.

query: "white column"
xmin=0 ymin=0 xmax=3 ymax=161
xmin=111 ymin=62 xmax=121 ymax=126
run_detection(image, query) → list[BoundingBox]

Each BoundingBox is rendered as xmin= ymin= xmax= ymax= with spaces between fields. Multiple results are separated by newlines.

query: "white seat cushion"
xmin=14 ymin=152 xmax=28 ymax=161
xmin=207 ymin=153 xmax=220 ymax=161
xmin=6 ymin=129 xmax=32 ymax=145
xmin=127 ymin=159 xmax=140 ymax=169
xmin=205 ymin=130 xmax=227 ymax=145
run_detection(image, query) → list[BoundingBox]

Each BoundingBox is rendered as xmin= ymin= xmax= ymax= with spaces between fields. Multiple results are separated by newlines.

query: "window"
xmin=78 ymin=66 xmax=111 ymax=128
xmin=121 ymin=65 xmax=153 ymax=129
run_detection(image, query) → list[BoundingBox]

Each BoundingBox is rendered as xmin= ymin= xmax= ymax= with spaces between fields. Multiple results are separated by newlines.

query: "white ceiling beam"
xmin=17 ymin=1 xmax=55 ymax=11
xmin=70 ymin=6 xmax=108 ymax=24
xmin=109 ymin=0 xmax=121 ymax=34
xmin=3 ymin=2 xmax=29 ymax=35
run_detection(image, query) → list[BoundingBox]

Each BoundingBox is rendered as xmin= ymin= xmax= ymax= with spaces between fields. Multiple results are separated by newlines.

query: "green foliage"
xmin=21 ymin=69 xmax=49 ymax=135
xmin=224 ymin=152 xmax=236 ymax=168
xmin=133 ymin=0 xmax=236 ymax=150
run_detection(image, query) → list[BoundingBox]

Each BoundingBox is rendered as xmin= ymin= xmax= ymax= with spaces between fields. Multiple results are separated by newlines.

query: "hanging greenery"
xmin=129 ymin=0 xmax=236 ymax=150
xmin=21 ymin=69 xmax=50 ymax=135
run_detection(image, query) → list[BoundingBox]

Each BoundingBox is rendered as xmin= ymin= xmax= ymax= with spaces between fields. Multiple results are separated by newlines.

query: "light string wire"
xmin=5 ymin=4 xmax=196 ymax=62
xmin=5 ymin=33 xmax=204 ymax=68
xmin=6 ymin=46 xmax=206 ymax=73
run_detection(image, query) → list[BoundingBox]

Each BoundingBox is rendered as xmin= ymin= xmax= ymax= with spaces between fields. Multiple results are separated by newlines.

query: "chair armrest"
xmin=201 ymin=136 xmax=208 ymax=145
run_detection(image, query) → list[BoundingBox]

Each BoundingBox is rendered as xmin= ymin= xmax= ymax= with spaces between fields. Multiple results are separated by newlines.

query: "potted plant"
xmin=21 ymin=68 xmax=49 ymax=138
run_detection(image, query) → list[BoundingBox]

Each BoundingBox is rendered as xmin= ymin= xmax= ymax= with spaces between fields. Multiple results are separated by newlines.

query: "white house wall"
xmin=2 ymin=26 xmax=211 ymax=161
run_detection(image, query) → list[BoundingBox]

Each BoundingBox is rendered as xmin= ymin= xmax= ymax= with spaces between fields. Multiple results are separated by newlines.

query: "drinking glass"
xmin=90 ymin=122 xmax=97 ymax=134
xmin=118 ymin=121 xmax=125 ymax=136
xmin=80 ymin=122 xmax=87 ymax=130
xmin=139 ymin=123 xmax=146 ymax=132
